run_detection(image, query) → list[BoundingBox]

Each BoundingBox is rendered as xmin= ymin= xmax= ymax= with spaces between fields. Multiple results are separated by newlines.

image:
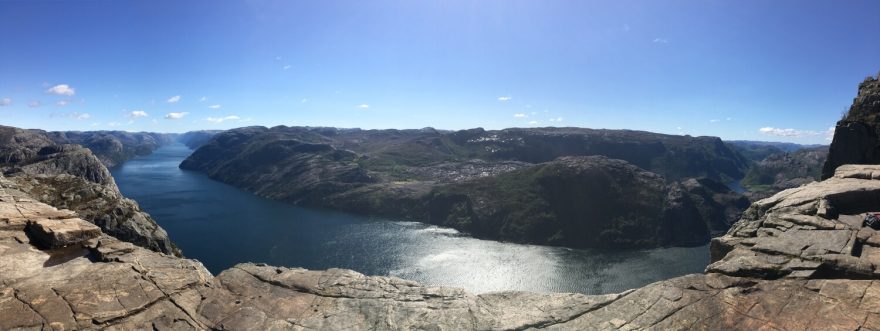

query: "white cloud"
xmin=725 ymin=117 xmax=733 ymax=121
xmin=301 ymin=98 xmax=308 ymax=103
xmin=497 ymin=96 xmax=512 ymax=102
xmin=108 ymin=122 xmax=121 ymax=127
xmin=129 ymin=110 xmax=148 ymax=118
xmin=709 ymin=119 xmax=720 ymax=123
xmin=528 ymin=120 xmax=539 ymax=125
xmin=758 ymin=126 xmax=835 ymax=139
xmin=74 ymin=112 xmax=90 ymax=120
xmin=206 ymin=115 xmax=241 ymax=123
xmin=283 ymin=65 xmax=291 ymax=70
xmin=56 ymin=100 xmax=70 ymax=107
xmin=0 ymin=98 xmax=11 ymax=106
xmin=167 ymin=95 xmax=181 ymax=103
xmin=47 ymin=84 xmax=75 ymax=96
xmin=28 ymin=101 xmax=40 ymax=108
xmin=653 ymin=38 xmax=669 ymax=44
xmin=548 ymin=117 xmax=563 ymax=122
xmin=513 ymin=113 xmax=526 ymax=118
xmin=200 ymin=96 xmax=207 ymax=102
xmin=357 ymin=104 xmax=370 ymax=109
xmin=164 ymin=112 xmax=189 ymax=120
xmin=208 ymin=104 xmax=221 ymax=109
xmin=275 ymin=56 xmax=282 ymax=60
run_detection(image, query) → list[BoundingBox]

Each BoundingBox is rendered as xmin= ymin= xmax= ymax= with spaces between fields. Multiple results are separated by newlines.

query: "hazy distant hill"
xmin=43 ymin=130 xmax=177 ymax=167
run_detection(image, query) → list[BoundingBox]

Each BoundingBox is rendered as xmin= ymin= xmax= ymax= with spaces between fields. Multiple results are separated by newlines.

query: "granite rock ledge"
xmin=4 ymin=166 xmax=880 ymax=329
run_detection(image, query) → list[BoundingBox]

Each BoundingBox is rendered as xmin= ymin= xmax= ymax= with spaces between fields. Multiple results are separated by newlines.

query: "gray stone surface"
xmin=5 ymin=165 xmax=880 ymax=329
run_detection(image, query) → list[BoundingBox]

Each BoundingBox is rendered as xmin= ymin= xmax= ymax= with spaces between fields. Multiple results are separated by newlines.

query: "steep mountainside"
xmin=725 ymin=140 xmax=823 ymax=162
xmin=177 ymin=130 xmax=222 ymax=149
xmin=419 ymin=156 xmax=746 ymax=248
xmin=0 ymin=125 xmax=179 ymax=255
xmin=181 ymin=126 xmax=750 ymax=248
xmin=741 ymin=146 xmax=828 ymax=199
xmin=44 ymin=130 xmax=177 ymax=167
xmin=823 ymin=74 xmax=880 ymax=179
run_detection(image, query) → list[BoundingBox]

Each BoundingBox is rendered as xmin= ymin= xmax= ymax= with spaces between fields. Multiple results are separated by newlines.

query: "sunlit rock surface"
xmin=3 ymin=164 xmax=880 ymax=330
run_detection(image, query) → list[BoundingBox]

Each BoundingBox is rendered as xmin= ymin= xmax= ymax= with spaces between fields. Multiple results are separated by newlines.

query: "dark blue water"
xmin=112 ymin=143 xmax=710 ymax=294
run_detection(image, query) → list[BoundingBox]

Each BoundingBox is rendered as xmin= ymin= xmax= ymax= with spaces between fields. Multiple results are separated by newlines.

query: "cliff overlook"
xmin=3 ymin=162 xmax=880 ymax=329
xmin=180 ymin=127 xmax=750 ymax=248
xmin=0 ymin=125 xmax=179 ymax=255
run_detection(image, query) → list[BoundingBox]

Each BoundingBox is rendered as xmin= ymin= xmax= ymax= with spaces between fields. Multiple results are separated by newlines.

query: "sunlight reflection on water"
xmin=112 ymin=143 xmax=710 ymax=294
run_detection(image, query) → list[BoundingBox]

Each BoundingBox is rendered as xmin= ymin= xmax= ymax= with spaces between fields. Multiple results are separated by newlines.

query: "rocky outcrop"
xmin=822 ymin=74 xmax=880 ymax=179
xmin=0 ymin=125 xmax=179 ymax=256
xmin=3 ymin=162 xmax=880 ymax=329
xmin=181 ymin=126 xmax=752 ymax=249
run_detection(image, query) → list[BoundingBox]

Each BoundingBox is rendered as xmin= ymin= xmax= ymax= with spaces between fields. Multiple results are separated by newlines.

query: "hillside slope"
xmin=181 ymin=126 xmax=751 ymax=248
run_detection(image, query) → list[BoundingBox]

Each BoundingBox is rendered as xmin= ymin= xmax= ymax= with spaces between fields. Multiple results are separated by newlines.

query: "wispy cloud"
xmin=208 ymin=104 xmax=221 ymax=109
xmin=56 ymin=100 xmax=70 ymax=107
xmin=167 ymin=95 xmax=181 ymax=103
xmin=357 ymin=104 xmax=370 ymax=109
xmin=548 ymin=117 xmax=563 ymax=122
xmin=164 ymin=112 xmax=189 ymax=120
xmin=0 ymin=98 xmax=11 ymax=106
xmin=528 ymin=120 xmax=539 ymax=125
xmin=513 ymin=113 xmax=526 ymax=118
xmin=74 ymin=112 xmax=90 ymax=120
xmin=709 ymin=119 xmax=720 ymax=123
xmin=28 ymin=101 xmax=40 ymax=108
xmin=758 ymin=126 xmax=835 ymax=140
xmin=129 ymin=110 xmax=148 ymax=118
xmin=206 ymin=115 xmax=241 ymax=123
xmin=283 ymin=65 xmax=291 ymax=70
xmin=47 ymin=84 xmax=75 ymax=96
xmin=199 ymin=96 xmax=207 ymax=102
xmin=497 ymin=96 xmax=512 ymax=102
xmin=652 ymin=38 xmax=669 ymax=44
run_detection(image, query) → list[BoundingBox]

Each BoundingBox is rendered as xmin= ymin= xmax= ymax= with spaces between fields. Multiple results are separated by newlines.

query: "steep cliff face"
xmin=822 ymin=75 xmax=880 ymax=179
xmin=181 ymin=126 xmax=751 ymax=249
xmin=3 ymin=163 xmax=880 ymax=330
xmin=45 ymin=130 xmax=177 ymax=168
xmin=177 ymin=130 xmax=222 ymax=150
xmin=0 ymin=125 xmax=179 ymax=255
xmin=421 ymin=156 xmax=746 ymax=248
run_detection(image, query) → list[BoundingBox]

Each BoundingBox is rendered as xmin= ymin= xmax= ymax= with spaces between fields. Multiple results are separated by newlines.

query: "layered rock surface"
xmin=0 ymin=125 xmax=179 ymax=255
xmin=3 ymin=164 xmax=880 ymax=330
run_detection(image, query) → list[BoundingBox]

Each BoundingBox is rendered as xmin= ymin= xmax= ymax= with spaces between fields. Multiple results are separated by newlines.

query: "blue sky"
xmin=0 ymin=0 xmax=877 ymax=143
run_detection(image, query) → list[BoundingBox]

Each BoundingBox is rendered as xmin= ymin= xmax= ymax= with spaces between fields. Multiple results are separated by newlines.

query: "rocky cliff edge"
xmin=4 ymin=164 xmax=880 ymax=330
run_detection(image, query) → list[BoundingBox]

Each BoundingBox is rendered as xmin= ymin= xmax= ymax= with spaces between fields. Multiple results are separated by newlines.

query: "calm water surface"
xmin=112 ymin=143 xmax=710 ymax=294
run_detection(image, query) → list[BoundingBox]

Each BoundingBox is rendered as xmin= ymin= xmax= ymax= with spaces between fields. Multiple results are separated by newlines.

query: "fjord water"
xmin=112 ymin=143 xmax=710 ymax=295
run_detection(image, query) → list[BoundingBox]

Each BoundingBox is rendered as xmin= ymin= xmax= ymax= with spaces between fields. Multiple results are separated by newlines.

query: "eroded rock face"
xmin=0 ymin=125 xmax=179 ymax=256
xmin=822 ymin=75 xmax=880 ymax=179
xmin=4 ymin=164 xmax=880 ymax=330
